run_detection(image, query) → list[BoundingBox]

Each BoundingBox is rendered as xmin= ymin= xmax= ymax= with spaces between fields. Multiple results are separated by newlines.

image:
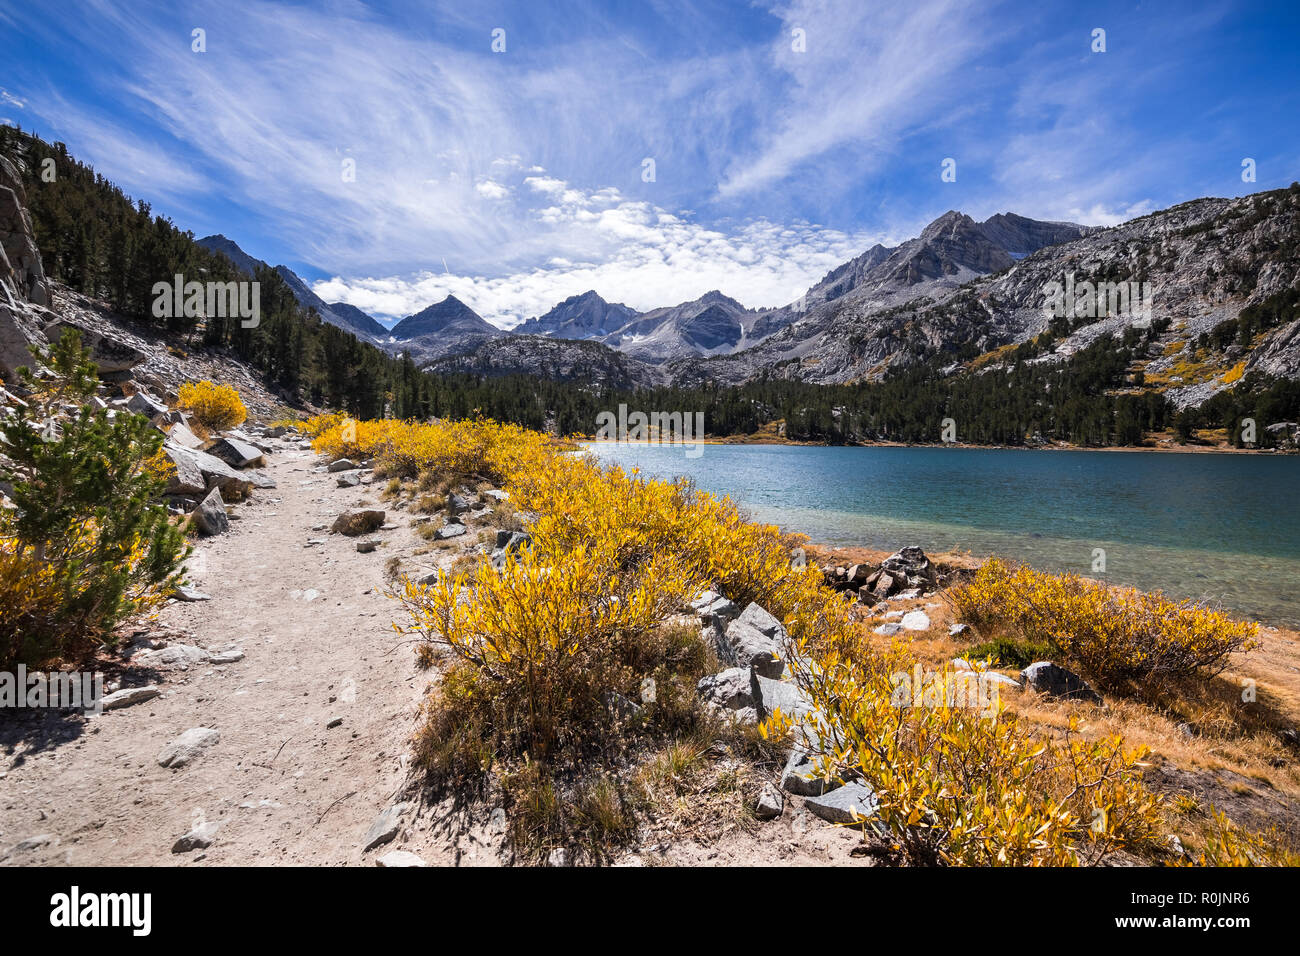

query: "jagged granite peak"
xmin=977 ymin=212 xmax=1097 ymax=258
xmin=515 ymin=289 xmax=639 ymax=339
xmin=599 ymin=289 xmax=763 ymax=363
xmin=389 ymin=294 xmax=500 ymax=340
xmin=919 ymin=209 xmax=978 ymax=241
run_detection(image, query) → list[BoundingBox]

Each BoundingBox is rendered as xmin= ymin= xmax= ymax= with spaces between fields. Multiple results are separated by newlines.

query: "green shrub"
xmin=0 ymin=330 xmax=188 ymax=666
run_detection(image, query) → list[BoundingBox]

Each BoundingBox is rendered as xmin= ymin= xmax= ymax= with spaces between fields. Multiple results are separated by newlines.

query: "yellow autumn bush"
xmin=306 ymin=413 xmax=553 ymax=482
xmin=769 ymin=641 xmax=1163 ymax=865
xmin=949 ymin=559 xmax=1258 ymax=689
xmin=177 ymin=380 xmax=247 ymax=431
xmin=357 ymin=415 xmax=1171 ymax=863
xmin=393 ymin=535 xmax=707 ymax=777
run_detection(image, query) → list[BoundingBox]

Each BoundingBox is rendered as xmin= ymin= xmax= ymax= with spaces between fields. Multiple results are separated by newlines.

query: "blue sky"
xmin=2 ymin=0 xmax=1298 ymax=327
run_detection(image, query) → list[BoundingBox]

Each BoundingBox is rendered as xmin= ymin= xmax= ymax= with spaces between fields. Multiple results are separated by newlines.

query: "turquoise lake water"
xmin=584 ymin=442 xmax=1300 ymax=626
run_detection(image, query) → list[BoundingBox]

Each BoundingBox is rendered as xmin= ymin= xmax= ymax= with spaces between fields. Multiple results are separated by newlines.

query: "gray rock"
xmin=126 ymin=391 xmax=168 ymax=418
xmin=356 ymin=539 xmax=379 ymax=553
xmin=157 ymin=727 xmax=220 ymax=768
xmin=755 ymin=783 xmax=784 ymax=820
xmin=143 ymin=644 xmax=209 ymax=667
xmin=1019 ymin=661 xmax=1101 ymax=703
xmin=171 ymin=821 xmax=219 ymax=853
xmin=161 ymin=442 xmax=208 ymax=496
xmin=327 ymin=458 xmax=357 ymax=472
xmin=44 ymin=319 xmax=145 ymax=373
xmin=436 ymin=523 xmax=467 ymax=540
xmin=377 ymin=850 xmax=428 ymax=867
xmin=100 ymin=685 xmax=160 ymax=711
xmin=949 ymin=623 xmax=971 ymax=637
xmin=690 ymin=590 xmax=739 ymax=621
xmin=546 ymin=848 xmax=569 ymax=867
xmin=363 ymin=802 xmax=410 ymax=851
xmin=447 ymin=492 xmax=475 ymax=514
xmin=755 ymin=675 xmax=812 ymax=719
xmin=700 ymin=618 xmax=735 ymax=667
xmin=172 ymin=585 xmax=211 ymax=602
xmin=483 ymin=489 xmax=509 ymax=501
xmin=165 ymin=442 xmax=275 ymax=495
xmin=873 ymin=622 xmax=903 ymax=636
xmin=0 ymin=301 xmax=46 ymax=381
xmin=900 ymin=610 xmax=931 ymax=631
xmin=336 ymin=472 xmax=361 ymax=488
xmin=206 ymin=437 xmax=265 ymax=469
xmin=981 ymin=672 xmax=1021 ymax=689
xmin=209 ymin=649 xmax=244 ymax=665
xmin=697 ymin=667 xmax=761 ymax=716
xmin=805 ymin=782 xmax=879 ymax=825
xmin=723 ymin=603 xmax=786 ymax=679
xmin=781 ymin=748 xmax=838 ymax=797
xmin=11 ymin=833 xmax=57 ymax=853
xmin=605 ymin=691 xmax=644 ymax=723
xmin=191 ymin=486 xmax=229 ymax=536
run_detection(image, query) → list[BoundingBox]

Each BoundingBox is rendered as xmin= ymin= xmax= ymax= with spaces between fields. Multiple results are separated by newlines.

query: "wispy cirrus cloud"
xmin=2 ymin=0 xmax=1296 ymax=326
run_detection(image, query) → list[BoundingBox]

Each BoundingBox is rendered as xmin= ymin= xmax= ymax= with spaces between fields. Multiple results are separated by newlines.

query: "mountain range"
xmin=198 ymin=189 xmax=1300 ymax=406
xmin=197 ymin=209 xmax=1096 ymax=372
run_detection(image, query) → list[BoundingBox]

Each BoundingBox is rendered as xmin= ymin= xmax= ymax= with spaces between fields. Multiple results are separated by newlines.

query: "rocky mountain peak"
xmin=919 ymin=210 xmax=979 ymax=242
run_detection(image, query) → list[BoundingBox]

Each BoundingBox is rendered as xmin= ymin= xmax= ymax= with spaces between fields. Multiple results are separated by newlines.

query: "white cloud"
xmin=474 ymin=180 xmax=511 ymax=200
xmin=316 ymin=171 xmax=890 ymax=326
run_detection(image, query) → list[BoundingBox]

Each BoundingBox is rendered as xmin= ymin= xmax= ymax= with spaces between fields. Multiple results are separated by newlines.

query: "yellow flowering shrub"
xmin=1183 ymin=809 xmax=1300 ymax=866
xmin=177 ymin=380 xmax=247 ymax=431
xmin=949 ymin=559 xmax=1258 ymax=689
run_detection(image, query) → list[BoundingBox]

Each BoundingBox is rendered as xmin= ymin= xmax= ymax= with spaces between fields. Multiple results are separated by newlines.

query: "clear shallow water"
xmin=584 ymin=443 xmax=1300 ymax=626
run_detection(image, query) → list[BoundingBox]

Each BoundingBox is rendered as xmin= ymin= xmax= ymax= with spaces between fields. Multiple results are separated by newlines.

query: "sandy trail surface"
xmin=0 ymin=441 xmax=465 ymax=866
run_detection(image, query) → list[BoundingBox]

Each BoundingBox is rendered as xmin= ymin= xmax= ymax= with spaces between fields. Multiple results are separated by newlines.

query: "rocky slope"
xmin=673 ymin=188 xmax=1300 ymax=393
xmin=426 ymin=333 xmax=666 ymax=389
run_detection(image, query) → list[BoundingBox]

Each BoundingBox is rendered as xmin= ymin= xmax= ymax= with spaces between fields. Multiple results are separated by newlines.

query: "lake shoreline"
xmin=586 ymin=440 xmax=1300 ymax=629
xmin=585 ymin=437 xmax=1293 ymax=456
